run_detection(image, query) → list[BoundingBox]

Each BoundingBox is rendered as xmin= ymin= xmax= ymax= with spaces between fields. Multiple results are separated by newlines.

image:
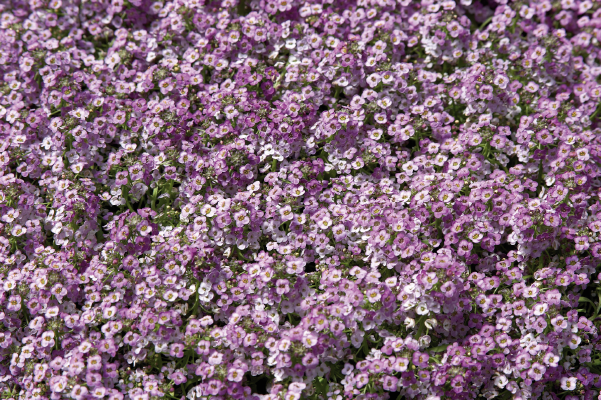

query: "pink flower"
xmin=71 ymin=385 xmax=88 ymax=400
xmin=227 ymin=368 xmax=244 ymax=382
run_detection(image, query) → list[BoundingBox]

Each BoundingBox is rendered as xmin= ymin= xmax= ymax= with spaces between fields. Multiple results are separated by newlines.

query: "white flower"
xmin=51 ymin=222 xmax=63 ymax=234
xmin=416 ymin=302 xmax=429 ymax=315
xmin=247 ymin=181 xmax=261 ymax=192
xmin=425 ymin=319 xmax=438 ymax=329
xmin=494 ymin=375 xmax=508 ymax=388
xmin=198 ymin=281 xmax=211 ymax=295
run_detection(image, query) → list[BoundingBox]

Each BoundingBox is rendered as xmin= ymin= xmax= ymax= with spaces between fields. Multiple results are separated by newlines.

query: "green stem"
xmin=151 ymin=186 xmax=159 ymax=211
xmin=479 ymin=15 xmax=493 ymax=31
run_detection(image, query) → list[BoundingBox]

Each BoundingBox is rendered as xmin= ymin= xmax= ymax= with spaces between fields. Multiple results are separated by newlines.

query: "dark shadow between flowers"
xmin=247 ymin=373 xmax=270 ymax=395
xmin=304 ymin=261 xmax=316 ymax=273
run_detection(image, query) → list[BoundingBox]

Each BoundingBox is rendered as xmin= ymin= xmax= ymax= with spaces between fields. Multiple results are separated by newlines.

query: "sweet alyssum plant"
xmin=1 ymin=0 xmax=601 ymax=399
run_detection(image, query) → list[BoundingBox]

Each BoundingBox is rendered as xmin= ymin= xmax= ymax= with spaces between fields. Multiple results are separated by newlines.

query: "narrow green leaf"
xmin=429 ymin=344 xmax=450 ymax=353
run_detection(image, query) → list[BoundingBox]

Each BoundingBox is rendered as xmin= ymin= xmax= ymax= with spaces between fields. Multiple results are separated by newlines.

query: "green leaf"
xmin=429 ymin=344 xmax=450 ymax=353
xmin=579 ymin=296 xmax=596 ymax=306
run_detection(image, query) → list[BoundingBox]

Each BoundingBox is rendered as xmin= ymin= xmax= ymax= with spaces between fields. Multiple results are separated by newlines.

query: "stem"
xmin=151 ymin=186 xmax=159 ymax=211
xmin=479 ymin=15 xmax=493 ymax=31
xmin=123 ymin=189 xmax=135 ymax=213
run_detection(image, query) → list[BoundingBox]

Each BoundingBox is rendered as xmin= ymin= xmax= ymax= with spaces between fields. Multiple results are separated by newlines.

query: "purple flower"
xmin=412 ymin=352 xmax=429 ymax=368
xmin=302 ymin=353 xmax=318 ymax=367
xmin=227 ymin=368 xmax=245 ymax=382
xmin=7 ymin=296 xmax=21 ymax=312
xmin=275 ymin=279 xmax=290 ymax=295
xmin=10 ymin=225 xmax=26 ymax=237
xmin=382 ymin=375 xmax=398 ymax=391
xmin=170 ymin=343 xmax=184 ymax=358
xmin=71 ymin=385 xmax=88 ymax=400
xmin=0 ymin=0 xmax=599 ymax=398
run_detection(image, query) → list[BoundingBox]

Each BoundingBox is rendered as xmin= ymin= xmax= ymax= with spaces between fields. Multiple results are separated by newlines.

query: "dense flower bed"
xmin=2 ymin=0 xmax=601 ymax=399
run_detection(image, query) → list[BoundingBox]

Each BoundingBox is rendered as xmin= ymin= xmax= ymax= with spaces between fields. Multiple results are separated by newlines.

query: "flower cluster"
xmin=2 ymin=0 xmax=601 ymax=399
